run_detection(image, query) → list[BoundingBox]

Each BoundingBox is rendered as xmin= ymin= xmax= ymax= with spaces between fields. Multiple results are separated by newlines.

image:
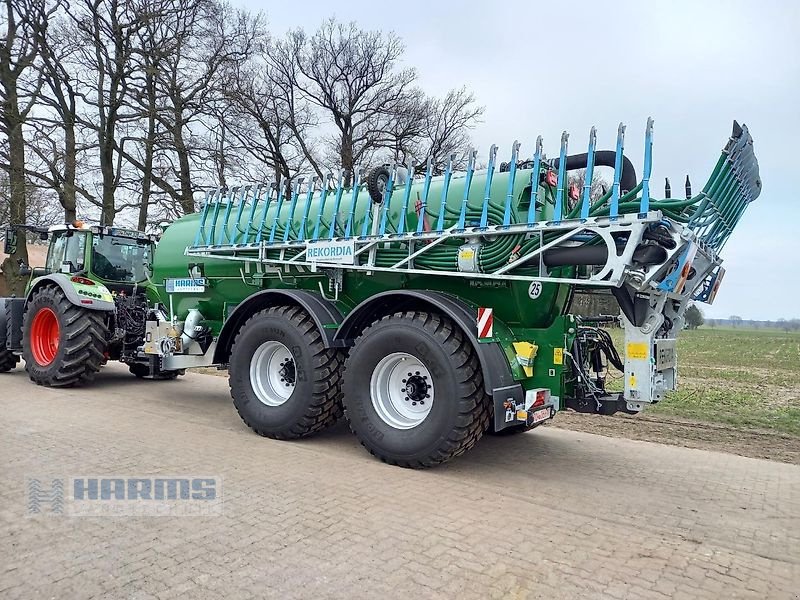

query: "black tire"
xmin=129 ymin=363 xmax=149 ymax=378
xmin=0 ymin=348 xmax=18 ymax=372
xmin=22 ymin=286 xmax=107 ymax=387
xmin=342 ymin=311 xmax=491 ymax=468
xmin=366 ymin=166 xmax=391 ymax=204
xmin=229 ymin=305 xmax=343 ymax=439
xmin=0 ymin=302 xmax=19 ymax=372
xmin=152 ymin=369 xmax=183 ymax=380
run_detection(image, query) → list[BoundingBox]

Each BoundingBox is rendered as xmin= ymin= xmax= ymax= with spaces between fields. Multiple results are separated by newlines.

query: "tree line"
xmin=0 ymin=0 xmax=483 ymax=293
xmin=707 ymin=317 xmax=800 ymax=332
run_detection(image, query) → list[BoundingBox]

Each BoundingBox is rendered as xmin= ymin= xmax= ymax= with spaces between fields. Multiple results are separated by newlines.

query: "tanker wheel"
xmin=342 ymin=311 xmax=491 ymax=468
xmin=0 ymin=348 xmax=19 ymax=372
xmin=22 ymin=286 xmax=107 ymax=387
xmin=229 ymin=305 xmax=343 ymax=439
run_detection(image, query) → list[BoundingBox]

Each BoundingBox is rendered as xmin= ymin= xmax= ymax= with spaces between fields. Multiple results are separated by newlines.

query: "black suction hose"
xmin=550 ymin=151 xmax=638 ymax=193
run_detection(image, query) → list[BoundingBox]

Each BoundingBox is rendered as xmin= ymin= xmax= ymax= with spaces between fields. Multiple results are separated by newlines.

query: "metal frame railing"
xmin=186 ymin=119 xmax=759 ymax=302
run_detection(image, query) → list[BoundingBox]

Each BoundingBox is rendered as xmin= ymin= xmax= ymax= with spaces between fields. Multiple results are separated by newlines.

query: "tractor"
xmin=0 ymin=223 xmax=174 ymax=385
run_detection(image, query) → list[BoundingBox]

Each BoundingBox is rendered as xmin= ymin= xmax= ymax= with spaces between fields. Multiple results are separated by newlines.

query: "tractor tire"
xmin=342 ymin=311 xmax=492 ymax=468
xmin=229 ymin=305 xmax=343 ymax=439
xmin=366 ymin=165 xmax=391 ymax=203
xmin=0 ymin=301 xmax=19 ymax=372
xmin=0 ymin=349 xmax=18 ymax=372
xmin=22 ymin=286 xmax=107 ymax=387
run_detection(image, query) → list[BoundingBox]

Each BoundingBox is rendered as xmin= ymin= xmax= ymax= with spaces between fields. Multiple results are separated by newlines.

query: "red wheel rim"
xmin=30 ymin=307 xmax=60 ymax=366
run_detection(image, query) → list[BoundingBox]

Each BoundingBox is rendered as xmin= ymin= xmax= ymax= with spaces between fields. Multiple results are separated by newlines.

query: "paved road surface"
xmin=1 ymin=364 xmax=798 ymax=599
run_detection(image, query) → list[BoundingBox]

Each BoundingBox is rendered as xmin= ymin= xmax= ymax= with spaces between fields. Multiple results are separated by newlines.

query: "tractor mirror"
xmin=3 ymin=227 xmax=16 ymax=255
xmin=18 ymin=262 xmax=31 ymax=277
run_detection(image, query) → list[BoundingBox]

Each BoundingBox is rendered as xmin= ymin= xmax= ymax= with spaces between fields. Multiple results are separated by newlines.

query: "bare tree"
xmin=65 ymin=0 xmax=147 ymax=225
xmin=11 ymin=7 xmax=485 ymax=235
xmin=225 ymin=37 xmax=322 ymax=188
xmin=114 ymin=0 xmax=257 ymax=220
xmin=152 ymin=1 xmax=256 ymax=213
xmin=26 ymin=6 xmax=100 ymax=222
xmin=391 ymin=87 xmax=483 ymax=174
xmin=288 ymin=19 xmax=416 ymax=184
xmin=127 ymin=0 xmax=171 ymax=230
xmin=0 ymin=0 xmax=54 ymax=293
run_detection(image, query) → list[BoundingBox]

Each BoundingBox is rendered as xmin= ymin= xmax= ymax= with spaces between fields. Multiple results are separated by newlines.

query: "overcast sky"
xmin=240 ymin=0 xmax=799 ymax=320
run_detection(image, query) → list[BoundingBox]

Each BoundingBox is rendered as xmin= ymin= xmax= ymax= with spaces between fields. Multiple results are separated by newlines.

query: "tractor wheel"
xmin=0 ymin=349 xmax=18 ymax=373
xmin=0 ymin=302 xmax=19 ymax=372
xmin=342 ymin=311 xmax=491 ymax=468
xmin=22 ymin=286 xmax=107 ymax=387
xmin=229 ymin=305 xmax=343 ymax=439
xmin=366 ymin=165 xmax=391 ymax=203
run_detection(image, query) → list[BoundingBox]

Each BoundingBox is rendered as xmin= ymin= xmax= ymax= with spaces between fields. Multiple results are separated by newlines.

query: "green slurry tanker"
xmin=0 ymin=119 xmax=761 ymax=467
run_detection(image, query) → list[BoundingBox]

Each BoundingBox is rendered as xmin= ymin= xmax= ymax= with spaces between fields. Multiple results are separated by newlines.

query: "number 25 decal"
xmin=528 ymin=281 xmax=543 ymax=299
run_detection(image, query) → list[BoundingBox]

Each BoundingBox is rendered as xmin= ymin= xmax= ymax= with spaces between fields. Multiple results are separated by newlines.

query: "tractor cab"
xmin=40 ymin=223 xmax=157 ymax=291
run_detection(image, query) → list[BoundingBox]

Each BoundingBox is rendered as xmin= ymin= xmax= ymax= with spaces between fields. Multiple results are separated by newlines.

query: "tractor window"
xmin=46 ymin=232 xmax=86 ymax=273
xmin=91 ymin=236 xmax=151 ymax=283
xmin=45 ymin=234 xmax=67 ymax=273
xmin=66 ymin=234 xmax=86 ymax=271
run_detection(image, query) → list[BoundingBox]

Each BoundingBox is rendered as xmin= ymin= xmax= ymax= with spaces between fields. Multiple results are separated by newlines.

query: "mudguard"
xmin=333 ymin=290 xmax=524 ymax=426
xmin=26 ymin=274 xmax=115 ymax=312
xmin=213 ymin=289 xmax=343 ymax=364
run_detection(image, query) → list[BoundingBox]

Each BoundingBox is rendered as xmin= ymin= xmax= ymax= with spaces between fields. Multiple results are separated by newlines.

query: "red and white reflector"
xmin=477 ymin=307 xmax=493 ymax=339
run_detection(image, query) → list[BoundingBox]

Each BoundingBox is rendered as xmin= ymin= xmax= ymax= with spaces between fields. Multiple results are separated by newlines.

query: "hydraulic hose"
xmin=258 ymin=165 xmax=709 ymax=276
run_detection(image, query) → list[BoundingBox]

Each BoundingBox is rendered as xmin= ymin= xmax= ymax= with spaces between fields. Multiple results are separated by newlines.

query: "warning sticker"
xmin=626 ymin=342 xmax=649 ymax=360
xmin=553 ymin=347 xmax=563 ymax=365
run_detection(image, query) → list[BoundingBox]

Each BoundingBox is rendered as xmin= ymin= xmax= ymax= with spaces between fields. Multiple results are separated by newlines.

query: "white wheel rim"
xmin=250 ymin=341 xmax=295 ymax=407
xmin=370 ymin=352 xmax=434 ymax=430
